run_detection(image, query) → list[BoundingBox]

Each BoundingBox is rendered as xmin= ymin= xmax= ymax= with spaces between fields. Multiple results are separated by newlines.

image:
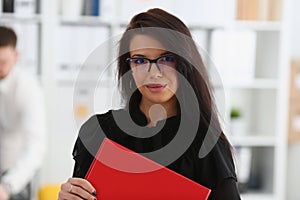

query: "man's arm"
xmin=1 ymin=76 xmax=46 ymax=195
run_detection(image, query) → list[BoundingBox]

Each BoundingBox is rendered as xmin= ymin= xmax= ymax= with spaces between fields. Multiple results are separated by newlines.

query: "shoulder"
xmin=14 ymin=68 xmax=40 ymax=89
xmin=13 ymin=68 xmax=43 ymax=99
xmin=76 ymin=109 xmax=126 ymax=156
xmin=80 ymin=109 xmax=126 ymax=136
xmin=6 ymin=68 xmax=44 ymax=111
xmin=78 ymin=109 xmax=123 ymax=138
xmin=94 ymin=109 xmax=126 ymax=124
xmin=72 ymin=109 xmax=127 ymax=177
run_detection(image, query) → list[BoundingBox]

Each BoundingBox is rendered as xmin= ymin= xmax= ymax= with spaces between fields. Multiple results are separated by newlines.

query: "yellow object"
xmin=38 ymin=184 xmax=61 ymax=200
xmin=75 ymin=104 xmax=89 ymax=118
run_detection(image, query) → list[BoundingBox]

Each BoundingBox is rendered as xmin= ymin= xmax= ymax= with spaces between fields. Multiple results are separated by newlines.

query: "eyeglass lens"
xmin=128 ymin=56 xmax=175 ymax=74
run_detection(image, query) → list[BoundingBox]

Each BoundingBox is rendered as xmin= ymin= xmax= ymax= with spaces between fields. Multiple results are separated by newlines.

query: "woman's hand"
xmin=58 ymin=178 xmax=97 ymax=200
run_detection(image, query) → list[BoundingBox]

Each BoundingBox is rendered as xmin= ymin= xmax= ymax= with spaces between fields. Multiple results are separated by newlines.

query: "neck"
xmin=139 ymin=96 xmax=178 ymax=127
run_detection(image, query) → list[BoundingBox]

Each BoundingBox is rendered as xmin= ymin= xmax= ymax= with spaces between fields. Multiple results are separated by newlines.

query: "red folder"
xmin=85 ymin=138 xmax=211 ymax=199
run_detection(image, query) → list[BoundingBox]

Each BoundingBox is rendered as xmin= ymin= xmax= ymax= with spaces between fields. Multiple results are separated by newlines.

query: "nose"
xmin=148 ymin=63 xmax=162 ymax=78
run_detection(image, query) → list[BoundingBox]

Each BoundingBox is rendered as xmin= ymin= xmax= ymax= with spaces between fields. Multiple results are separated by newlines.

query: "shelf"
xmin=188 ymin=23 xmax=225 ymax=31
xmin=241 ymin=192 xmax=274 ymax=200
xmin=214 ymin=79 xmax=279 ymax=89
xmin=60 ymin=16 xmax=112 ymax=27
xmin=233 ymin=20 xmax=282 ymax=32
xmin=57 ymin=78 xmax=115 ymax=87
xmin=230 ymin=135 xmax=276 ymax=147
xmin=0 ymin=13 xmax=41 ymax=23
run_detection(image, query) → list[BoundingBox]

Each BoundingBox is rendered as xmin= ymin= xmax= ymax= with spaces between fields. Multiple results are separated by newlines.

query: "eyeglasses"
xmin=126 ymin=55 xmax=176 ymax=75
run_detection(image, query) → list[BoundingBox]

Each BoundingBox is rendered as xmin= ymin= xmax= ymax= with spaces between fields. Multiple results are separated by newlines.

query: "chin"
xmin=0 ymin=72 xmax=7 ymax=79
xmin=0 ymin=69 xmax=10 ymax=79
xmin=139 ymin=87 xmax=177 ymax=104
xmin=143 ymin=93 xmax=176 ymax=104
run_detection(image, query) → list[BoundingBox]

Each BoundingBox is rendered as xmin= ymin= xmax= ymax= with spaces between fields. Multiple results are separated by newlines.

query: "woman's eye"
xmin=134 ymin=58 xmax=146 ymax=65
xmin=161 ymin=56 xmax=174 ymax=62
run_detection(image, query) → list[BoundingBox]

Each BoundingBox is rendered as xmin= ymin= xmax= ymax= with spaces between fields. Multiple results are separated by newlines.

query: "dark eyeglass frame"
xmin=126 ymin=55 xmax=175 ymax=73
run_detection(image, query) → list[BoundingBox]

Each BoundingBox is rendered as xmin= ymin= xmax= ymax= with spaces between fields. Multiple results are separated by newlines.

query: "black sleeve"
xmin=72 ymin=115 xmax=106 ymax=178
xmin=72 ymin=137 xmax=94 ymax=178
xmin=208 ymin=178 xmax=241 ymax=200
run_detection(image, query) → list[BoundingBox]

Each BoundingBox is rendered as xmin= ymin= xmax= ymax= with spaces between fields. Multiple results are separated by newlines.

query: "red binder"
xmin=85 ymin=138 xmax=211 ymax=199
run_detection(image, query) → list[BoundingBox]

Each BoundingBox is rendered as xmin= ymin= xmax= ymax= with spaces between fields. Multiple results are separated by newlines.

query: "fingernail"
xmin=92 ymin=190 xmax=97 ymax=196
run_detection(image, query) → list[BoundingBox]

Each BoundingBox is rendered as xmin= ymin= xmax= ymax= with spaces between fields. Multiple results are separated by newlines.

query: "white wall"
xmin=289 ymin=0 xmax=300 ymax=59
xmin=286 ymin=0 xmax=300 ymax=199
xmin=40 ymin=86 xmax=78 ymax=185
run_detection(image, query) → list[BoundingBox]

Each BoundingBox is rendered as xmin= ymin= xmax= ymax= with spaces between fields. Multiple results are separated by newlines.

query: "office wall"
xmin=289 ymin=0 xmax=300 ymax=59
xmin=286 ymin=0 xmax=300 ymax=199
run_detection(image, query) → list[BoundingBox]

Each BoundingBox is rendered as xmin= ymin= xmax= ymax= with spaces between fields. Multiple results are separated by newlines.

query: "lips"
xmin=145 ymin=83 xmax=166 ymax=92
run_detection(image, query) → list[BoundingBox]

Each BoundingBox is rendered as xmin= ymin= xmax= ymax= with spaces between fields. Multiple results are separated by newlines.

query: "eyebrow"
xmin=131 ymin=52 xmax=172 ymax=58
xmin=131 ymin=54 xmax=146 ymax=58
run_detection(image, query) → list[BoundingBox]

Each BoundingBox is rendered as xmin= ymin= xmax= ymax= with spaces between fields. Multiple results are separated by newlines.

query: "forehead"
xmin=0 ymin=46 xmax=15 ymax=57
xmin=129 ymin=35 xmax=167 ymax=57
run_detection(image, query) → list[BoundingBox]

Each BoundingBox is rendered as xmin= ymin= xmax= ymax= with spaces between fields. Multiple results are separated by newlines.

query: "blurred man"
xmin=0 ymin=26 xmax=46 ymax=200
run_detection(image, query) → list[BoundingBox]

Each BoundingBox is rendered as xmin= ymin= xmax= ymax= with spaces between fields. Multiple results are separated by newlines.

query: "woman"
xmin=58 ymin=8 xmax=240 ymax=200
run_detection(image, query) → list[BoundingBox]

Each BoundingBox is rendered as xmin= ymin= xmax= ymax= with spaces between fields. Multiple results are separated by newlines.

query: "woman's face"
xmin=129 ymin=34 xmax=178 ymax=105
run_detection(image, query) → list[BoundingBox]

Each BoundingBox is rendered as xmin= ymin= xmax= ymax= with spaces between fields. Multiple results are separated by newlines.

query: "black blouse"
xmin=72 ymin=105 xmax=241 ymax=200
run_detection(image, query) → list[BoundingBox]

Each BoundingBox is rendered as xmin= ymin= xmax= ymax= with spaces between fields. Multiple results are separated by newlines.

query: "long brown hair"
xmin=117 ymin=8 xmax=230 ymax=151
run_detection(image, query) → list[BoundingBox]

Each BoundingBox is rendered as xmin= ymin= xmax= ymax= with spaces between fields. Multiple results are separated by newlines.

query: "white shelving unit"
xmin=230 ymin=135 xmax=276 ymax=147
xmin=242 ymin=192 xmax=275 ymax=200
xmin=0 ymin=0 xmax=290 ymax=199
xmin=222 ymin=1 xmax=290 ymax=200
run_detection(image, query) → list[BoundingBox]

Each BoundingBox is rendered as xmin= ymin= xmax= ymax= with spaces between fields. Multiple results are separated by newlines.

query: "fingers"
xmin=68 ymin=178 xmax=96 ymax=195
xmin=58 ymin=178 xmax=96 ymax=200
